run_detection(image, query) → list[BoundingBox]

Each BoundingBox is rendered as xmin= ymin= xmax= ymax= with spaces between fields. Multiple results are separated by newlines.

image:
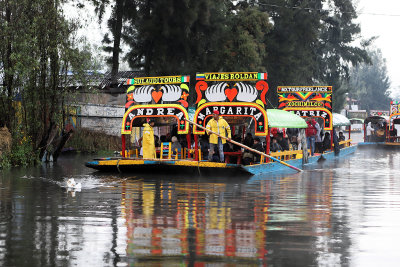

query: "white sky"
xmin=356 ymin=0 xmax=400 ymax=97
xmin=64 ymin=1 xmax=400 ymax=95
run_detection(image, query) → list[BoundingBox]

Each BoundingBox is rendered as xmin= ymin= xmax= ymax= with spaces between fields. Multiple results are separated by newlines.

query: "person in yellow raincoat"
xmin=206 ymin=110 xmax=231 ymax=162
xmin=142 ymin=119 xmax=156 ymax=159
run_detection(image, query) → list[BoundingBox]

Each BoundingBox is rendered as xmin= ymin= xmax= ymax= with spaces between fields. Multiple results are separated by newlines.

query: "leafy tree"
xmin=258 ymin=0 xmax=324 ymax=107
xmin=256 ymin=0 xmax=369 ymax=110
xmin=123 ymin=0 xmax=230 ymax=76
xmin=0 ymin=0 xmax=96 ymax=165
xmin=77 ymin=0 xmax=137 ymax=83
xmin=316 ymin=0 xmax=370 ymax=111
xmin=220 ymin=6 xmax=272 ymax=72
xmin=349 ymin=48 xmax=392 ymax=111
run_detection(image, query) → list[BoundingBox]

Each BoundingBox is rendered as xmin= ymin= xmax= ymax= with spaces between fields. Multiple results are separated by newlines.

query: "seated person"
xmin=232 ymin=134 xmax=242 ymax=151
xmin=223 ymin=142 xmax=233 ymax=152
xmin=338 ymin=131 xmax=346 ymax=148
xmin=154 ymin=135 xmax=160 ymax=149
xmin=200 ymin=135 xmax=210 ymax=158
xmin=270 ymin=137 xmax=282 ymax=152
xmin=389 ymin=125 xmax=398 ymax=142
xmin=251 ymin=137 xmax=264 ymax=163
xmin=322 ymin=132 xmax=331 ymax=152
xmin=286 ymin=128 xmax=299 ymax=141
xmin=160 ymin=135 xmax=167 ymax=143
xmin=277 ymin=133 xmax=289 ymax=151
xmin=244 ymin=133 xmax=254 ymax=147
xmin=338 ymin=131 xmax=345 ymax=142
xmin=290 ymin=136 xmax=299 ymax=150
xmin=171 ymin=136 xmax=182 ymax=155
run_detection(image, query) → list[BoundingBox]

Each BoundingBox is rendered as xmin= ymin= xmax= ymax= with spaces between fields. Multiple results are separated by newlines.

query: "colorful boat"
xmin=85 ymin=74 xmax=357 ymax=175
xmin=358 ymin=102 xmax=400 ymax=147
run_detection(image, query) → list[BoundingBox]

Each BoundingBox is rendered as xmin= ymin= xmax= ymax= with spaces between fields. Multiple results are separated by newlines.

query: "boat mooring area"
xmin=1 ymin=146 xmax=400 ymax=266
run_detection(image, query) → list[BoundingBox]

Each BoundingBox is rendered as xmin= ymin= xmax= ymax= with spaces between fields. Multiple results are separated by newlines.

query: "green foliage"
xmin=221 ymin=7 xmax=271 ymax=72
xmin=0 ymin=0 xmax=98 ymax=166
xmin=1 ymin=129 xmax=39 ymax=168
xmin=349 ymin=48 xmax=392 ymax=111
xmin=315 ymin=0 xmax=370 ymax=111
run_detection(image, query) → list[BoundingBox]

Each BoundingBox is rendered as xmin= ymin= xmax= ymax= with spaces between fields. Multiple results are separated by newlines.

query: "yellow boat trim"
xmin=173 ymin=160 xmax=228 ymax=168
xmin=98 ymin=159 xmax=145 ymax=166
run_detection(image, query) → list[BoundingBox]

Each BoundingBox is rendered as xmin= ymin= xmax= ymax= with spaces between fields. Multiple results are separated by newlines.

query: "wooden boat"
xmin=358 ymin=103 xmax=400 ymax=147
xmin=85 ymin=74 xmax=357 ymax=175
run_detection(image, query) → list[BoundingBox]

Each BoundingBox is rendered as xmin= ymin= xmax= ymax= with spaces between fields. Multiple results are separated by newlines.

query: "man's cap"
xmin=213 ymin=110 xmax=220 ymax=115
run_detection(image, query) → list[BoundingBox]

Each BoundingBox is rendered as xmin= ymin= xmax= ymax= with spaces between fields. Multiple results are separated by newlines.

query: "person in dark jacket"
xmin=286 ymin=128 xmax=299 ymax=141
xmin=270 ymin=137 xmax=282 ymax=152
xmin=332 ymin=128 xmax=340 ymax=155
xmin=277 ymin=133 xmax=289 ymax=151
xmin=251 ymin=137 xmax=264 ymax=162
xmin=232 ymin=134 xmax=242 ymax=151
xmin=243 ymin=133 xmax=254 ymax=148
xmin=322 ymin=132 xmax=331 ymax=152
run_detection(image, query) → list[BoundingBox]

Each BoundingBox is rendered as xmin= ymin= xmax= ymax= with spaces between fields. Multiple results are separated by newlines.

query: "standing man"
xmin=206 ymin=110 xmax=231 ymax=162
xmin=305 ymin=117 xmax=317 ymax=156
xmin=366 ymin=122 xmax=374 ymax=142
xmin=142 ymin=119 xmax=156 ymax=159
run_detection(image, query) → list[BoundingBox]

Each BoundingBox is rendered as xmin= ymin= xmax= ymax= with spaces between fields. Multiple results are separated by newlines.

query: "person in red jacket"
xmin=305 ymin=117 xmax=317 ymax=156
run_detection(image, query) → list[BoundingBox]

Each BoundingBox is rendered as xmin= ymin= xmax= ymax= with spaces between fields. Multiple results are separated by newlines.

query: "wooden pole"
xmin=363 ymin=123 xmax=366 ymax=142
xmin=186 ymin=131 xmax=191 ymax=159
xmin=194 ymin=134 xmax=199 ymax=161
xmin=266 ymin=134 xmax=270 ymax=163
xmin=121 ymin=134 xmax=126 ymax=158
xmin=185 ymin=119 xmax=302 ymax=172
xmin=348 ymin=125 xmax=351 ymax=140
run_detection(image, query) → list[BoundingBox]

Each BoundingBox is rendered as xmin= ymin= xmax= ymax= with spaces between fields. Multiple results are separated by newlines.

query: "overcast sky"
xmin=356 ymin=0 xmax=400 ymax=96
xmin=65 ymin=1 xmax=400 ymax=97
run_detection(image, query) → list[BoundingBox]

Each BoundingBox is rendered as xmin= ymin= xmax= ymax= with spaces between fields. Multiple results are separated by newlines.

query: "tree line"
xmin=84 ymin=0 xmax=379 ymax=110
xmin=0 ymin=0 xmax=96 ymax=166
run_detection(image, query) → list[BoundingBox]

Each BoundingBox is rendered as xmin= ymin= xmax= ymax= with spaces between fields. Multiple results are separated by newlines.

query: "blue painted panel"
xmin=244 ymin=145 xmax=357 ymax=175
xmin=86 ymin=161 xmax=99 ymax=165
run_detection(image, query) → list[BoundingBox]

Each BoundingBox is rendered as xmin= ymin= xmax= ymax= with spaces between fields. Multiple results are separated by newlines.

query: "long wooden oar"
xmin=184 ymin=118 xmax=302 ymax=172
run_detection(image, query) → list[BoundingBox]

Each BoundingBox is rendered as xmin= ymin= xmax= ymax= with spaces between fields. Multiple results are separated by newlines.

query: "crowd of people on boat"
xmin=134 ymin=112 xmax=347 ymax=165
xmin=364 ymin=118 xmax=400 ymax=142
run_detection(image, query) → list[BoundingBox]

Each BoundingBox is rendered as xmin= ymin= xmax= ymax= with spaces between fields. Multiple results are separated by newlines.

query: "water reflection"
xmin=1 ymin=150 xmax=400 ymax=266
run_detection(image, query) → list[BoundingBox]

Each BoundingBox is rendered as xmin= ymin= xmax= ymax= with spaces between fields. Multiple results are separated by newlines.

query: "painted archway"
xmin=121 ymin=104 xmax=189 ymax=134
xmin=193 ymin=102 xmax=268 ymax=136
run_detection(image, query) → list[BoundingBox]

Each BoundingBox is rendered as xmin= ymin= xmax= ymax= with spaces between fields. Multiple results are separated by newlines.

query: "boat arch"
xmin=121 ymin=104 xmax=189 ymax=135
xmin=193 ymin=102 xmax=268 ymax=136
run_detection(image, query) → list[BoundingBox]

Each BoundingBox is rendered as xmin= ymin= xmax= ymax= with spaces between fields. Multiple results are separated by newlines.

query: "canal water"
xmin=1 ymin=147 xmax=400 ymax=266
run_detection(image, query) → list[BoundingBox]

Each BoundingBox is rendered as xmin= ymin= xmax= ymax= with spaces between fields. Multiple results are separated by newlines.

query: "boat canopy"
xmin=266 ymin=109 xmax=307 ymax=128
xmin=333 ymin=113 xmax=351 ymax=127
xmin=121 ymin=75 xmax=191 ymax=134
xmin=277 ymin=86 xmax=333 ymax=130
xmin=389 ymin=101 xmax=400 ymax=128
xmin=349 ymin=118 xmax=364 ymax=123
xmin=364 ymin=116 xmax=388 ymax=124
xmin=193 ymin=72 xmax=270 ymax=136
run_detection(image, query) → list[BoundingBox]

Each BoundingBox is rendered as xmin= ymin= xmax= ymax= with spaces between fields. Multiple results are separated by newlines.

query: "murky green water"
xmin=1 ymin=147 xmax=400 ymax=266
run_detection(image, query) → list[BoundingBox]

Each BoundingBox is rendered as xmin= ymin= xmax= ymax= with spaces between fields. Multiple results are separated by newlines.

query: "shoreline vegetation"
xmin=65 ymin=129 xmax=121 ymax=154
xmin=0 ymin=128 xmax=121 ymax=169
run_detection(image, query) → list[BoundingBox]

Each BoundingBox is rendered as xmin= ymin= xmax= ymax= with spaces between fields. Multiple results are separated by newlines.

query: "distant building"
xmin=65 ymin=70 xmax=144 ymax=136
xmin=342 ymin=96 xmax=367 ymax=119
